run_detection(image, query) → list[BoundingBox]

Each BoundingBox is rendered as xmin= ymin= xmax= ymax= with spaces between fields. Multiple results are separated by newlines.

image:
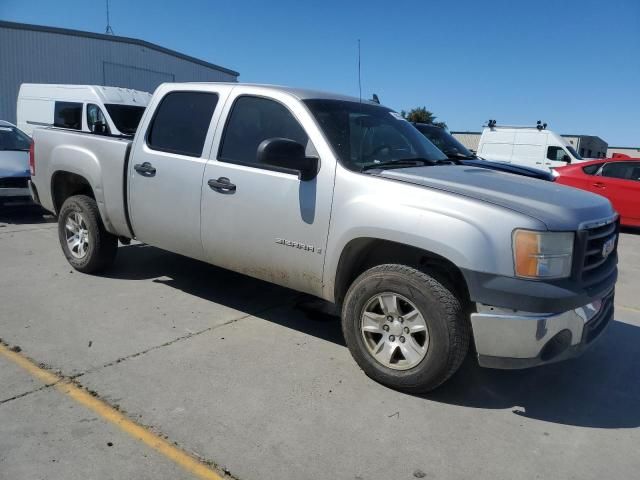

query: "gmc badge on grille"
xmin=602 ymin=236 xmax=616 ymax=259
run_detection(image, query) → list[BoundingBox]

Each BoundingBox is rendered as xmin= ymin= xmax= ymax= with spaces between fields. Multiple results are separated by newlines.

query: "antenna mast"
xmin=105 ymin=0 xmax=114 ymax=35
xmin=357 ymin=39 xmax=362 ymax=103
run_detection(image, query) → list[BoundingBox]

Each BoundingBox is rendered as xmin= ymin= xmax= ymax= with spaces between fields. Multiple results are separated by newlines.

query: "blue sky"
xmin=2 ymin=0 xmax=639 ymax=145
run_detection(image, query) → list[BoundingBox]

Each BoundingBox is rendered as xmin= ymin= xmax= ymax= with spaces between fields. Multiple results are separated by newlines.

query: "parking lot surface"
xmin=1 ymin=205 xmax=639 ymax=480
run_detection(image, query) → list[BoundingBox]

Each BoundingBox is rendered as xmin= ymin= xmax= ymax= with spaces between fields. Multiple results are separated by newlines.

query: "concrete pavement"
xmin=1 ymin=206 xmax=639 ymax=480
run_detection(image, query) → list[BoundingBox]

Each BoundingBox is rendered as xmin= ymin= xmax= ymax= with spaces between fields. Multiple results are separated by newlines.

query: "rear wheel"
xmin=58 ymin=195 xmax=117 ymax=273
xmin=342 ymin=264 xmax=470 ymax=392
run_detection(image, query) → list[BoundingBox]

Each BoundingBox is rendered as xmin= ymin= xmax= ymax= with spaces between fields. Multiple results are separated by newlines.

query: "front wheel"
xmin=58 ymin=195 xmax=117 ymax=273
xmin=341 ymin=264 xmax=470 ymax=392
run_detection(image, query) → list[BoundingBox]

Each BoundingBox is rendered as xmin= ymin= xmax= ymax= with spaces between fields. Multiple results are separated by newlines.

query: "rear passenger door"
xmin=200 ymin=90 xmax=335 ymax=296
xmin=128 ymin=88 xmax=225 ymax=260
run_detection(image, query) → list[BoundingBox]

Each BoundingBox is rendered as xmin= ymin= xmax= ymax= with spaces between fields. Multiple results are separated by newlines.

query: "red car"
xmin=554 ymin=157 xmax=640 ymax=227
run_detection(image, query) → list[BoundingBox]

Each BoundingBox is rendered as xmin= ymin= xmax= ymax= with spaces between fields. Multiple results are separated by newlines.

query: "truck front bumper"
xmin=471 ymin=289 xmax=614 ymax=369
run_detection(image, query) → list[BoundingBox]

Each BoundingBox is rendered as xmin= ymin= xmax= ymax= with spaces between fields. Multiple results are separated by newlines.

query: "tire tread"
xmin=342 ymin=263 xmax=470 ymax=392
xmin=58 ymin=195 xmax=117 ymax=273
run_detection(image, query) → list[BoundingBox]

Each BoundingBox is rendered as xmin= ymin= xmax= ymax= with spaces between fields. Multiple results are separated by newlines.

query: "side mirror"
xmin=562 ymin=154 xmax=571 ymax=163
xmin=257 ymin=138 xmax=319 ymax=181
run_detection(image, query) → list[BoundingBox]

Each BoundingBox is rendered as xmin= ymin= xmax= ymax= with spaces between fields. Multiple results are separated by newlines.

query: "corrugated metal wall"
xmin=451 ymin=132 xmax=481 ymax=150
xmin=607 ymin=146 xmax=640 ymax=158
xmin=0 ymin=23 xmax=238 ymax=124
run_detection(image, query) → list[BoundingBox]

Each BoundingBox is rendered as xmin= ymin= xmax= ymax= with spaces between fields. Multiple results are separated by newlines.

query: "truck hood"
xmin=0 ymin=150 xmax=29 ymax=178
xmin=377 ymin=165 xmax=615 ymax=230
xmin=460 ymin=158 xmax=554 ymax=181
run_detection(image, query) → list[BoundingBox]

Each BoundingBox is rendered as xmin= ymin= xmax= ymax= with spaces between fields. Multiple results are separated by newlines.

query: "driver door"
xmin=200 ymin=90 xmax=335 ymax=296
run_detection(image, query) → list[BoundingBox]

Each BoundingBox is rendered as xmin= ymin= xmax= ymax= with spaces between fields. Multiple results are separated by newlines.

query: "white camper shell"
xmin=17 ymin=84 xmax=152 ymax=137
xmin=477 ymin=123 xmax=584 ymax=171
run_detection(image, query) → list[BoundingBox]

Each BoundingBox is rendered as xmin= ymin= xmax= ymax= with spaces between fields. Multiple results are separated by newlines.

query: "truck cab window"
xmin=54 ymin=101 xmax=82 ymax=130
xmin=87 ymin=104 xmax=110 ymax=134
xmin=219 ymin=96 xmax=309 ymax=167
xmin=147 ymin=91 xmax=218 ymax=157
xmin=547 ymin=146 xmax=569 ymax=162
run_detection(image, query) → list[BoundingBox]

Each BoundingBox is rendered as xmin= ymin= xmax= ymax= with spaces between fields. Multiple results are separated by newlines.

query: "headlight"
xmin=513 ymin=230 xmax=574 ymax=279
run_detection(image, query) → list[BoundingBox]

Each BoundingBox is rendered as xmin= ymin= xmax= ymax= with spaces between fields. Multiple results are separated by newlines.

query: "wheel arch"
xmin=332 ymin=237 xmax=471 ymax=307
xmin=51 ymin=171 xmax=96 ymax=214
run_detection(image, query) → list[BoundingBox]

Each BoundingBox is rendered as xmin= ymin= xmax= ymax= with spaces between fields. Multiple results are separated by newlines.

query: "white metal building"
xmin=0 ymin=20 xmax=239 ymax=125
xmin=607 ymin=146 xmax=640 ymax=158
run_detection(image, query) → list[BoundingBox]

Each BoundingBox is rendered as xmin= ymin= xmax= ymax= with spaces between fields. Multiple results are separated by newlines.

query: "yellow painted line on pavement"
xmin=0 ymin=344 xmax=223 ymax=480
xmin=619 ymin=305 xmax=640 ymax=313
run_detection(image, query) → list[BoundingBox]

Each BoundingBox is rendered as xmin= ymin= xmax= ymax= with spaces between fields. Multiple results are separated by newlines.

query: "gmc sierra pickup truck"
xmin=29 ymin=83 xmax=618 ymax=392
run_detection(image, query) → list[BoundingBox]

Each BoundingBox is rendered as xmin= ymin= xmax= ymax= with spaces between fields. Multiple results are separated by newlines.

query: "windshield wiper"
xmin=440 ymin=152 xmax=475 ymax=163
xmin=361 ymin=158 xmax=435 ymax=172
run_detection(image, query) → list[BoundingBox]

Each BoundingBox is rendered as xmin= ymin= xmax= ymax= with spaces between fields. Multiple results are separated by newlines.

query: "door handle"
xmin=134 ymin=162 xmax=156 ymax=177
xmin=208 ymin=177 xmax=236 ymax=194
xmin=593 ymin=182 xmax=606 ymax=189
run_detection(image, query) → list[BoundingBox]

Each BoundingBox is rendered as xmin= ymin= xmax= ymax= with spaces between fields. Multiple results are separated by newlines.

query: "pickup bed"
xmin=29 ymin=82 xmax=618 ymax=391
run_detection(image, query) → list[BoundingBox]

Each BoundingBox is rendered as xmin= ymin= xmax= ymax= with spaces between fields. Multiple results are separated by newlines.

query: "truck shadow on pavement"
xmin=426 ymin=319 xmax=640 ymax=429
xmin=105 ymin=243 xmax=346 ymax=346
xmin=0 ymin=204 xmax=53 ymax=225
xmin=109 ymin=244 xmax=639 ymax=430
xmin=620 ymin=226 xmax=640 ymax=235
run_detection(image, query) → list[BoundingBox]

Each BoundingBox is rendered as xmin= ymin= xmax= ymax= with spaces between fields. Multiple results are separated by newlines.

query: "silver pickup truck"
xmin=29 ymin=83 xmax=618 ymax=391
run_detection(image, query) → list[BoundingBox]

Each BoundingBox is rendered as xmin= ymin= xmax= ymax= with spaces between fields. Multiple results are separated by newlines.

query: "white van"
xmin=17 ymin=84 xmax=152 ymax=137
xmin=477 ymin=122 xmax=584 ymax=171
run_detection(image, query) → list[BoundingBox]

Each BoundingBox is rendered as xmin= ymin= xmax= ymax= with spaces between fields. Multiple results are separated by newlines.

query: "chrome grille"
xmin=580 ymin=219 xmax=619 ymax=287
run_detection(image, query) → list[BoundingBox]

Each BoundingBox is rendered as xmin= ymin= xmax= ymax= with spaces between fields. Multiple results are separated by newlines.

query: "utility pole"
xmin=105 ymin=0 xmax=114 ymax=35
xmin=358 ymin=39 xmax=362 ymax=103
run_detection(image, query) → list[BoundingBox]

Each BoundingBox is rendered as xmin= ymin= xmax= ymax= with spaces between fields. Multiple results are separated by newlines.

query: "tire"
xmin=341 ymin=264 xmax=470 ymax=392
xmin=57 ymin=195 xmax=117 ymax=273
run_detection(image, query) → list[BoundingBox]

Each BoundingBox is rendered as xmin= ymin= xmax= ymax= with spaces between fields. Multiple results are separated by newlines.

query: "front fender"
xmin=322 ymin=170 xmax=545 ymax=302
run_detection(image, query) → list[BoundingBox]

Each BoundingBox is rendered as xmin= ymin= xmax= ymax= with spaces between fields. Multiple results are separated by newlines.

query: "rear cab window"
xmin=147 ymin=91 xmax=219 ymax=157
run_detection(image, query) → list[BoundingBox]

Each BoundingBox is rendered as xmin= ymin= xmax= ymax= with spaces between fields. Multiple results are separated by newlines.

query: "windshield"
xmin=0 ymin=125 xmax=31 ymax=151
xmin=104 ymin=104 xmax=146 ymax=135
xmin=413 ymin=124 xmax=473 ymax=158
xmin=566 ymin=146 xmax=583 ymax=160
xmin=303 ymin=99 xmax=447 ymax=171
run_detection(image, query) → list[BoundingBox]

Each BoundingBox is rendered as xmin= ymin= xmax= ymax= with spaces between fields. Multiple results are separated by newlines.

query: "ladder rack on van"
xmin=484 ymin=119 xmax=548 ymax=131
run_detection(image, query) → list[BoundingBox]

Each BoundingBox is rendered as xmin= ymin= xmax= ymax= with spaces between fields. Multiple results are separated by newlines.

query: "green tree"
xmin=400 ymin=107 xmax=447 ymax=129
